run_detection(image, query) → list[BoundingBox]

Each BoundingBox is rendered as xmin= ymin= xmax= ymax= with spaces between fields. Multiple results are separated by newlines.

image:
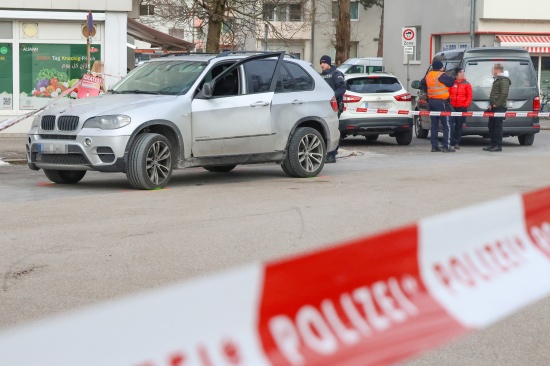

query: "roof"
xmin=127 ymin=18 xmax=194 ymax=51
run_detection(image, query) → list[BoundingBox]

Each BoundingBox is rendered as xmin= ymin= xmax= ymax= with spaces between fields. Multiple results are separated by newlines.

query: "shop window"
xmin=19 ymin=43 xmax=101 ymax=110
xmin=0 ymin=43 xmax=13 ymax=110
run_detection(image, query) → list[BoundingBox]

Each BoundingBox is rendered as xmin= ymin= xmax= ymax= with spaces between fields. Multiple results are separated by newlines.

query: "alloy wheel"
xmin=298 ymin=133 xmax=323 ymax=172
xmin=146 ymin=141 xmax=172 ymax=185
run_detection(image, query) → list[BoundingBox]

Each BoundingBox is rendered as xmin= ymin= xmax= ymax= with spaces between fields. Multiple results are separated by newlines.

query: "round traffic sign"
xmin=403 ymin=28 xmax=415 ymax=41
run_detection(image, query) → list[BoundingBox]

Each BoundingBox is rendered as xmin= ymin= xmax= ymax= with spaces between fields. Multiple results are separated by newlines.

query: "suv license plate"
xmin=365 ymin=102 xmax=388 ymax=109
xmin=38 ymin=143 xmax=68 ymax=154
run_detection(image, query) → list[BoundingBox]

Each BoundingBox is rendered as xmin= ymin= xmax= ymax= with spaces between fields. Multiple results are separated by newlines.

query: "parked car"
xmin=412 ymin=47 xmax=540 ymax=145
xmin=337 ymin=57 xmax=384 ymax=75
xmin=26 ymin=52 xmax=340 ymax=189
xmin=338 ymin=72 xmax=413 ymax=145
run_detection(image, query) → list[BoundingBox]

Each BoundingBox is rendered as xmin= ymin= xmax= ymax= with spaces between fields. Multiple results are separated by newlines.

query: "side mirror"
xmin=411 ymin=80 xmax=421 ymax=89
xmin=202 ymin=82 xmax=213 ymax=98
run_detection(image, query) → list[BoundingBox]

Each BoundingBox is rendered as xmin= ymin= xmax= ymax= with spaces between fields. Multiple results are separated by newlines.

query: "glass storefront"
xmin=19 ymin=43 xmax=101 ymax=110
xmin=0 ymin=43 xmax=13 ymax=110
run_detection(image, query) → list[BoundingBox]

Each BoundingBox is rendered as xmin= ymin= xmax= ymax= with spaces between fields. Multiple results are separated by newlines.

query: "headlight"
xmin=31 ymin=115 xmax=40 ymax=128
xmin=83 ymin=115 xmax=131 ymax=129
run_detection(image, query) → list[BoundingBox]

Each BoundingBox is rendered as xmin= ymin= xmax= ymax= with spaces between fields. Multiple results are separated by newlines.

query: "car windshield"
xmin=346 ymin=76 xmax=402 ymax=93
xmin=111 ymin=60 xmax=207 ymax=95
xmin=465 ymin=60 xmax=536 ymax=90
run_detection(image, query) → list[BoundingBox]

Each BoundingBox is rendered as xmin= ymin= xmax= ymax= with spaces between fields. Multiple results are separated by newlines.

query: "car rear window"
xmin=465 ymin=60 xmax=536 ymax=89
xmin=346 ymin=76 xmax=402 ymax=93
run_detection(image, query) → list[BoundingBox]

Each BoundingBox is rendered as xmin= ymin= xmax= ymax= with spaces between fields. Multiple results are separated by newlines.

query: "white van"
xmin=337 ymin=57 xmax=384 ymax=74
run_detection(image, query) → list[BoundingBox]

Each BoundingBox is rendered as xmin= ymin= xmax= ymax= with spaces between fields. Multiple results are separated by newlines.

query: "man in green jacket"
xmin=483 ymin=63 xmax=511 ymax=152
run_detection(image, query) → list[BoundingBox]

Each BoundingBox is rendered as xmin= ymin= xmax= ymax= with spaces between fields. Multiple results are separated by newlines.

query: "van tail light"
xmin=343 ymin=94 xmax=362 ymax=103
xmin=330 ymin=96 xmax=338 ymax=112
xmin=533 ymin=96 xmax=541 ymax=111
xmin=394 ymin=93 xmax=412 ymax=102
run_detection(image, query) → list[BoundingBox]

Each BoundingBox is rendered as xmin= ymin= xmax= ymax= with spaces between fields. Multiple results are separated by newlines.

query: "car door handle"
xmin=250 ymin=101 xmax=269 ymax=107
xmin=292 ymin=100 xmax=304 ymax=104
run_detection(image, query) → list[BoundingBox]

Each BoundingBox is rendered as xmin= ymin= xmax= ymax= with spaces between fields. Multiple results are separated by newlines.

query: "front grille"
xmin=58 ymin=116 xmax=79 ymax=131
xmin=40 ymin=134 xmax=77 ymax=140
xmin=35 ymin=154 xmax=89 ymax=165
xmin=41 ymin=116 xmax=55 ymax=130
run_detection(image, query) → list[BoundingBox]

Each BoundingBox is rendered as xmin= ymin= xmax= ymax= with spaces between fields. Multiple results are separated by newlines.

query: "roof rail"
xmin=216 ymin=50 xmax=297 ymax=59
xmin=158 ymin=52 xmax=220 ymax=58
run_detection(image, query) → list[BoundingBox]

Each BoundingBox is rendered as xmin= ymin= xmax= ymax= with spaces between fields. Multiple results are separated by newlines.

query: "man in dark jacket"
xmin=320 ymin=55 xmax=346 ymax=163
xmin=483 ymin=63 xmax=511 ymax=152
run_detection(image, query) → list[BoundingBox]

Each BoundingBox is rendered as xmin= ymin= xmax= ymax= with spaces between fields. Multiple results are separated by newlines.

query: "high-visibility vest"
xmin=426 ymin=71 xmax=450 ymax=99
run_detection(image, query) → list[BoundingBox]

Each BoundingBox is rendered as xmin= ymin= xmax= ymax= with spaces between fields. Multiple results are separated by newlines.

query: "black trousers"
xmin=488 ymin=106 xmax=506 ymax=147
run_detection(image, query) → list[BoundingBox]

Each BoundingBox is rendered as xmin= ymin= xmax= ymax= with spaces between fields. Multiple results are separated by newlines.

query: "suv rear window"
xmin=346 ymin=76 xmax=402 ymax=93
xmin=465 ymin=60 xmax=536 ymax=89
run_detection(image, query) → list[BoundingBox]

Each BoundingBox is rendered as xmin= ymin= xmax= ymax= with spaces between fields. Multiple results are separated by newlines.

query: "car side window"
xmin=284 ymin=62 xmax=314 ymax=91
xmin=348 ymin=65 xmax=364 ymax=74
xmin=243 ymin=60 xmax=277 ymax=94
xmin=275 ymin=64 xmax=298 ymax=93
xmin=196 ymin=62 xmax=240 ymax=97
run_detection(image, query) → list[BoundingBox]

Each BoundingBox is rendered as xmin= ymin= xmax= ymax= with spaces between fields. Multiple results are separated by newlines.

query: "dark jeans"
xmin=428 ymin=98 xmax=451 ymax=149
xmin=488 ymin=106 xmax=507 ymax=148
xmin=327 ymin=108 xmax=343 ymax=158
xmin=450 ymin=107 xmax=467 ymax=146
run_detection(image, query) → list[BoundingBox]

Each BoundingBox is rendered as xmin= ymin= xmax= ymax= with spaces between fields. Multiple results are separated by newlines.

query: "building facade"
xmin=384 ymin=0 xmax=550 ymax=95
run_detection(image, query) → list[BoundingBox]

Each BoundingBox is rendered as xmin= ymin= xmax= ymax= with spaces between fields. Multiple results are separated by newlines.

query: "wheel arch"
xmin=287 ymin=116 xmax=330 ymax=149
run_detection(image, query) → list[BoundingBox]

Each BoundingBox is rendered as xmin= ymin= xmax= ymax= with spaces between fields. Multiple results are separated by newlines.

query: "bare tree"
xmin=334 ymin=0 xmax=350 ymax=66
xmin=359 ymin=0 xmax=383 ymax=57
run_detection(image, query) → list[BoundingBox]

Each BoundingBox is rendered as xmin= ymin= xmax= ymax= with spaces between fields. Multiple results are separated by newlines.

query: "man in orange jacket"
xmin=449 ymin=68 xmax=472 ymax=149
xmin=420 ymin=59 xmax=456 ymax=152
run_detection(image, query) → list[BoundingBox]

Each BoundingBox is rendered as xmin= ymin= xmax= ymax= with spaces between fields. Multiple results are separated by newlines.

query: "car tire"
xmin=396 ymin=129 xmax=413 ymax=145
xmin=127 ymin=133 xmax=173 ymax=190
xmin=43 ymin=169 xmax=86 ymax=184
xmin=203 ymin=165 xmax=237 ymax=173
xmin=518 ymin=134 xmax=535 ymax=146
xmin=284 ymin=127 xmax=326 ymax=178
xmin=365 ymin=134 xmax=379 ymax=141
xmin=414 ymin=114 xmax=429 ymax=138
xmin=281 ymin=159 xmax=298 ymax=177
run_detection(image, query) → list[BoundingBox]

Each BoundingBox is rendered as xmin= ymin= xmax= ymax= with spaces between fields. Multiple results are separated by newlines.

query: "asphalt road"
xmin=1 ymin=131 xmax=550 ymax=365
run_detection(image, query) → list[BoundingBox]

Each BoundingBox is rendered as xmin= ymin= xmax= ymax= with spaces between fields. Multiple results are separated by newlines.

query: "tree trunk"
xmin=335 ymin=0 xmax=351 ymax=66
xmin=377 ymin=4 xmax=384 ymax=57
xmin=205 ymin=0 xmax=226 ymax=53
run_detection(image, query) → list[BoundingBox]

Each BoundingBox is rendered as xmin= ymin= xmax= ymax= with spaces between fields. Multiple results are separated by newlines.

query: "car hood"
xmin=43 ymin=94 xmax=177 ymax=117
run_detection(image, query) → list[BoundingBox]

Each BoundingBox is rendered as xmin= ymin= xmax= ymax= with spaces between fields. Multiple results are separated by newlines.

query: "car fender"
xmin=124 ymin=119 xmax=185 ymax=163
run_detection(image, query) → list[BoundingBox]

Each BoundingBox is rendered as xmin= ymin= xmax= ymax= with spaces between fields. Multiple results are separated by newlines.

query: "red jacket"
xmin=449 ymin=79 xmax=472 ymax=108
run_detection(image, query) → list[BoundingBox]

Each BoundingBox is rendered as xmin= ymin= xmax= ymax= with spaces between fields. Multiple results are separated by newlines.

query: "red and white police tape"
xmin=344 ymin=107 xmax=549 ymax=118
xmin=1 ymin=187 xmax=550 ymax=365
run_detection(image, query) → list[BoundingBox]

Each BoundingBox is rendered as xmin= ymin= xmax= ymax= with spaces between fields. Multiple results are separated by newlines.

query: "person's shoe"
xmin=482 ymin=145 xmax=494 ymax=151
xmin=325 ymin=155 xmax=336 ymax=163
xmin=454 ymin=145 xmax=460 ymax=150
xmin=442 ymin=147 xmax=456 ymax=153
xmin=488 ymin=146 xmax=502 ymax=152
xmin=431 ymin=147 xmax=441 ymax=152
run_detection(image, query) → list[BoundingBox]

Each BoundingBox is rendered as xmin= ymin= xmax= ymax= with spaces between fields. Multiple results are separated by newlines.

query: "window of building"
xmin=139 ymin=5 xmax=155 ymax=16
xmin=332 ymin=1 xmax=359 ymax=21
xmin=263 ymin=3 xmax=303 ymax=22
xmin=222 ymin=19 xmax=235 ymax=34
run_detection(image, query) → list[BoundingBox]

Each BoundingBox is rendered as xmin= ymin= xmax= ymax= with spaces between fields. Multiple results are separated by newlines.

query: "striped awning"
xmin=496 ymin=35 xmax=550 ymax=53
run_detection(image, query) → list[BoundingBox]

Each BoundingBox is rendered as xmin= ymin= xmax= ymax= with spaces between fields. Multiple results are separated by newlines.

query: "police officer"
xmin=320 ymin=55 xmax=346 ymax=163
xmin=421 ymin=59 xmax=456 ymax=152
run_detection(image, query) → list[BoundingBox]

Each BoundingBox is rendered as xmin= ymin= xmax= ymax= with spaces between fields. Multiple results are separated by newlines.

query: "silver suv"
xmin=26 ymin=52 xmax=339 ymax=189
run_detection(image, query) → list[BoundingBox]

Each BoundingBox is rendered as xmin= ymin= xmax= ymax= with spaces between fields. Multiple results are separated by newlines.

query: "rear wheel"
xmin=518 ymin=134 xmax=535 ymax=146
xmin=365 ymin=134 xmax=379 ymax=141
xmin=203 ymin=165 xmax=236 ymax=173
xmin=414 ymin=114 xmax=429 ymax=138
xmin=396 ymin=129 xmax=413 ymax=145
xmin=126 ymin=133 xmax=173 ymax=190
xmin=283 ymin=127 xmax=326 ymax=178
xmin=43 ymin=169 xmax=86 ymax=184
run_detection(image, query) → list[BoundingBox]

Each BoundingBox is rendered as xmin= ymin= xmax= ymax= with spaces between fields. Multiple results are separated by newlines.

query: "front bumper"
xmin=26 ymin=133 xmax=130 ymax=172
xmin=339 ymin=116 xmax=413 ymax=136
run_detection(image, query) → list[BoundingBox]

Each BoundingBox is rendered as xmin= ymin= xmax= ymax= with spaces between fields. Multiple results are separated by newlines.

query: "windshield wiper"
xmin=107 ymin=89 xmax=121 ymax=94
xmin=119 ymin=90 xmax=161 ymax=95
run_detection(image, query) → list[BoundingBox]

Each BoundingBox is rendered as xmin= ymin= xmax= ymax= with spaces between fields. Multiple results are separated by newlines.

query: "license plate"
xmin=365 ymin=102 xmax=388 ymax=109
xmin=38 ymin=143 xmax=68 ymax=154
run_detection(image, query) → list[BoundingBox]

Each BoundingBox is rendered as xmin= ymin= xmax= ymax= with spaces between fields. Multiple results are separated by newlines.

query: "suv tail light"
xmin=343 ymin=94 xmax=362 ymax=103
xmin=394 ymin=93 xmax=412 ymax=102
xmin=533 ymin=96 xmax=541 ymax=111
xmin=330 ymin=96 xmax=338 ymax=112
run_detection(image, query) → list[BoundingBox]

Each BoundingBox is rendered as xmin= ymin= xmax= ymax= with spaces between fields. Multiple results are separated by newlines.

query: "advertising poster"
xmin=0 ymin=43 xmax=13 ymax=110
xmin=19 ymin=43 xmax=101 ymax=110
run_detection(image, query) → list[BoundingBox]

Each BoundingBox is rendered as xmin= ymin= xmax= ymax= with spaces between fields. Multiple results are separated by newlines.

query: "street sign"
xmin=404 ymin=46 xmax=414 ymax=55
xmin=402 ymin=27 xmax=416 ymax=46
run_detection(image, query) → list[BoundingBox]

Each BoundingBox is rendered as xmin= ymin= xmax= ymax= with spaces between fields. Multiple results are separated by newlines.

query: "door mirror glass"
xmin=202 ymin=82 xmax=213 ymax=98
xmin=411 ymin=80 xmax=421 ymax=89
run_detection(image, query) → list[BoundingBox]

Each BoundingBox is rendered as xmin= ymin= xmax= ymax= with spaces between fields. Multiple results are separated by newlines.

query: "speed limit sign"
xmin=402 ymin=27 xmax=416 ymax=46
